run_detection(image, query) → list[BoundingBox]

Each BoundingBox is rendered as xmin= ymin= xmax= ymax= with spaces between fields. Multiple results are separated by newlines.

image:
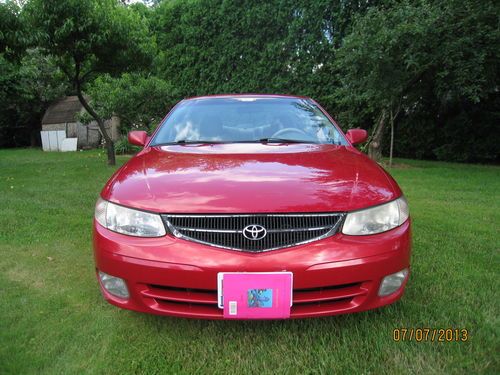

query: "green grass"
xmin=0 ymin=149 xmax=498 ymax=374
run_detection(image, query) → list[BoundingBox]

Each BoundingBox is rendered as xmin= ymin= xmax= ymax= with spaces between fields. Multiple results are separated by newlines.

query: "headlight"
xmin=95 ymin=198 xmax=166 ymax=237
xmin=342 ymin=196 xmax=409 ymax=235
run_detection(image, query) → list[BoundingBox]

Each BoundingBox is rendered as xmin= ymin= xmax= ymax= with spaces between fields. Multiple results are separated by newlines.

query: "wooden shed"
xmin=41 ymin=96 xmax=120 ymax=149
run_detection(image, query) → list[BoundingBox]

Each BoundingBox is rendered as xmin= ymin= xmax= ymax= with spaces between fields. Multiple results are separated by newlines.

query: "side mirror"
xmin=346 ymin=129 xmax=368 ymax=145
xmin=128 ymin=131 xmax=148 ymax=147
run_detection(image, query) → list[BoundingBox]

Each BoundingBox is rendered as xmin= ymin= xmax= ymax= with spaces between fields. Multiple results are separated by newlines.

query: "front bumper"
xmin=93 ymin=219 xmax=411 ymax=319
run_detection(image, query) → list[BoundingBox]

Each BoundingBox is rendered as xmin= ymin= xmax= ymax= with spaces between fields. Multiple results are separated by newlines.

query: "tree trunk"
xmin=368 ymin=108 xmax=387 ymax=162
xmin=30 ymin=125 xmax=39 ymax=147
xmin=389 ymin=109 xmax=394 ymax=167
xmin=389 ymin=101 xmax=402 ymax=167
xmin=29 ymin=113 xmax=43 ymax=147
xmin=75 ymin=85 xmax=116 ymax=165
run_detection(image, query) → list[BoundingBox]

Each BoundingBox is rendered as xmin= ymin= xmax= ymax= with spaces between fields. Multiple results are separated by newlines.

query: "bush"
xmin=114 ymin=137 xmax=141 ymax=155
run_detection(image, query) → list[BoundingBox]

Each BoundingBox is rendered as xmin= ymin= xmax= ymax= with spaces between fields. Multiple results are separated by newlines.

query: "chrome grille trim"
xmin=161 ymin=213 xmax=345 ymax=253
xmin=176 ymin=225 xmax=333 ymax=233
xmin=165 ymin=213 xmax=343 ymax=217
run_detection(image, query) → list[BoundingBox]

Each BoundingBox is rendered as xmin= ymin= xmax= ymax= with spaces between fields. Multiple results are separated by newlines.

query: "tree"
xmin=334 ymin=0 xmax=499 ymax=163
xmin=334 ymin=1 xmax=439 ymax=163
xmin=0 ymin=49 xmax=69 ymax=147
xmin=0 ymin=0 xmax=23 ymax=58
xmin=0 ymin=1 xmax=68 ymax=148
xmin=1 ymin=0 xmax=496 ymax=163
xmin=85 ymin=73 xmax=176 ymax=133
xmin=26 ymin=0 xmax=154 ymax=165
xmin=152 ymin=0 xmax=380 ymax=106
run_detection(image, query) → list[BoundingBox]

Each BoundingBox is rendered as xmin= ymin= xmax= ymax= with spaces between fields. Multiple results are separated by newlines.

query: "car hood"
xmin=102 ymin=144 xmax=401 ymax=213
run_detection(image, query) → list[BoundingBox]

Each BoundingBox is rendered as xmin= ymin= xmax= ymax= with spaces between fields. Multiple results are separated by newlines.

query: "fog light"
xmin=98 ymin=271 xmax=129 ymax=299
xmin=378 ymin=269 xmax=409 ymax=296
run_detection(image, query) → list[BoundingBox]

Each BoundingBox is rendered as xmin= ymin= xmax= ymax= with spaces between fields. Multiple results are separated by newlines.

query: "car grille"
xmin=161 ymin=213 xmax=345 ymax=252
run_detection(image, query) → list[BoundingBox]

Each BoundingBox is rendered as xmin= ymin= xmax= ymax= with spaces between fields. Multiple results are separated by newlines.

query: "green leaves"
xmin=0 ymin=0 xmax=497 ymax=161
xmin=0 ymin=49 xmax=68 ymax=147
xmin=25 ymin=0 xmax=154 ymax=84
xmin=85 ymin=73 xmax=176 ymax=132
xmin=333 ymin=0 xmax=499 ymax=161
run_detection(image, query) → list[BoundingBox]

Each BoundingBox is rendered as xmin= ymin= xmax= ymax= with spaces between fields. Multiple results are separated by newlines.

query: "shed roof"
xmin=42 ymin=96 xmax=85 ymax=125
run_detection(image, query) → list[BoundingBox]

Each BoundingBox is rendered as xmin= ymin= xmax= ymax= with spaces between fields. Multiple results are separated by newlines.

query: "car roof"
xmin=184 ymin=93 xmax=312 ymax=101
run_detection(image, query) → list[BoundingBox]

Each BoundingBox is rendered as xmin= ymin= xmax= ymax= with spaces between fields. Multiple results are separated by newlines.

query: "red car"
xmin=93 ymin=94 xmax=411 ymax=319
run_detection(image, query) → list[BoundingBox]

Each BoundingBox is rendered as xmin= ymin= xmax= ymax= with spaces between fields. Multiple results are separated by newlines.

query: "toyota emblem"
xmin=242 ymin=224 xmax=267 ymax=240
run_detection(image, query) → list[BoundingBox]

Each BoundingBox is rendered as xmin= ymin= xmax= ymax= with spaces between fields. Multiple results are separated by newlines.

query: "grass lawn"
xmin=0 ymin=148 xmax=498 ymax=374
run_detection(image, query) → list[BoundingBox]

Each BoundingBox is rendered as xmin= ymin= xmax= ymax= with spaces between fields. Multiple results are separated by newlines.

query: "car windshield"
xmin=150 ymin=97 xmax=347 ymax=145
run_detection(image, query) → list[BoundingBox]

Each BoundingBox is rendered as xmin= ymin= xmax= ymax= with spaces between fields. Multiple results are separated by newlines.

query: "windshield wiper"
xmin=152 ymin=140 xmax=226 ymax=146
xmin=258 ymin=138 xmax=318 ymax=144
xmin=152 ymin=138 xmax=319 ymax=146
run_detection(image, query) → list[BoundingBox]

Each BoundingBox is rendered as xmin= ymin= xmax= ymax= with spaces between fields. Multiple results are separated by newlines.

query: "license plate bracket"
xmin=217 ymin=272 xmax=293 ymax=319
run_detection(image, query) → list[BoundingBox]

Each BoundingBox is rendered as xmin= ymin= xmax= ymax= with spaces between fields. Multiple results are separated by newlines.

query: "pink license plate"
xmin=217 ymin=272 xmax=293 ymax=319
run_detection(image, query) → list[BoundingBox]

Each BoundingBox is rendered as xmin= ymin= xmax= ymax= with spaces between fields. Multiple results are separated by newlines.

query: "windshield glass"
xmin=150 ymin=97 xmax=347 ymax=145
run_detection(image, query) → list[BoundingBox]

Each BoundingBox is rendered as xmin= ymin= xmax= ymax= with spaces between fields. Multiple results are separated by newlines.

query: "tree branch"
xmin=80 ymin=68 xmax=96 ymax=84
